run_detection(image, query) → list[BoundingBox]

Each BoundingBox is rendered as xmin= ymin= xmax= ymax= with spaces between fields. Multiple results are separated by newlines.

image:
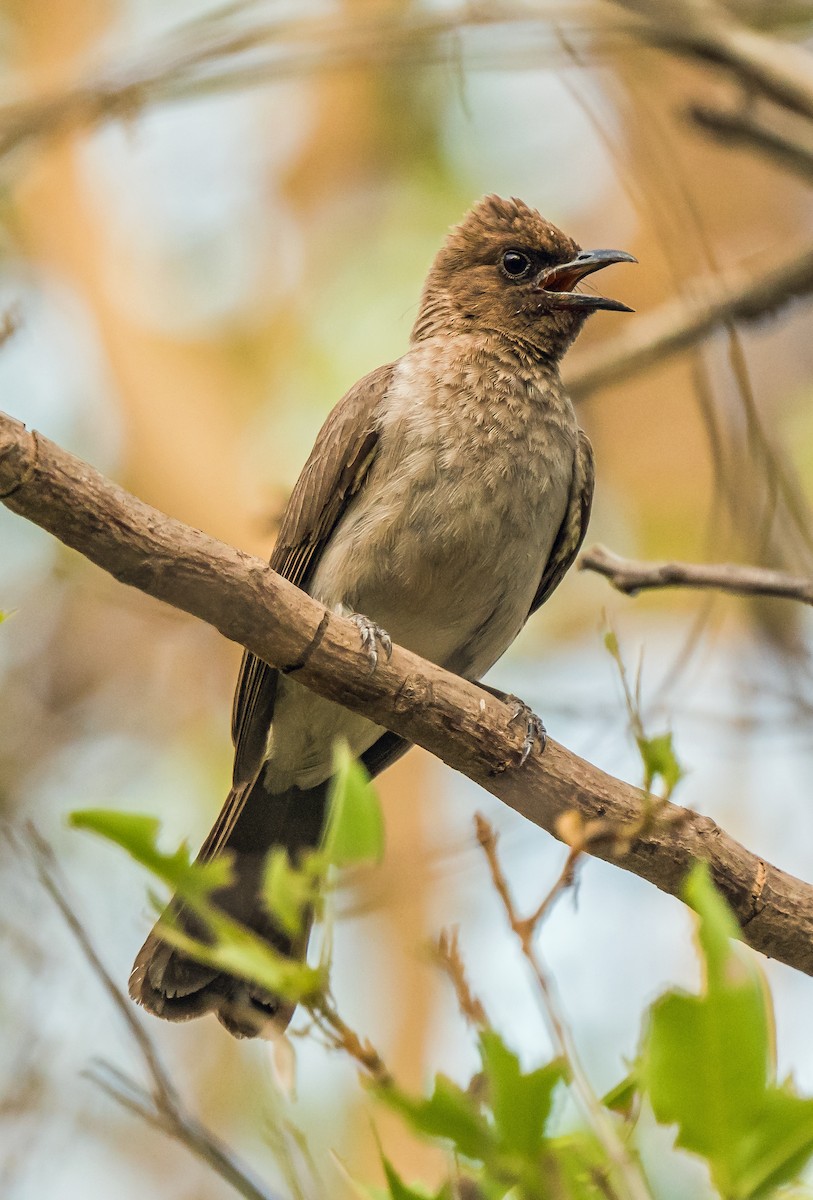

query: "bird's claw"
xmin=350 ymin=613 xmax=393 ymax=674
xmin=507 ymin=699 xmax=547 ymax=766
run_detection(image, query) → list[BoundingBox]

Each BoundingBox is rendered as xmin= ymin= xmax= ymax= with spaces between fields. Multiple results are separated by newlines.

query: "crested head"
xmin=411 ymin=195 xmax=634 ymax=358
xmin=441 ymin=196 xmax=579 ymax=271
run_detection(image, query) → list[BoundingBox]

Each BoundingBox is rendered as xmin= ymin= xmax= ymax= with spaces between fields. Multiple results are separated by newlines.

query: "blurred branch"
xmin=690 ymin=102 xmax=813 ymax=181
xmin=581 ymin=543 xmax=813 ymax=604
xmin=610 ymin=0 xmax=813 ymax=119
xmin=25 ymin=827 xmax=281 ymax=1200
xmin=2 ymin=0 xmax=810 ymax=170
xmin=0 ymin=3 xmax=626 ymax=162
xmin=308 ymin=995 xmax=393 ymax=1087
xmin=433 ymin=928 xmax=490 ymax=1032
xmin=3 ymin=412 xmax=813 ymax=980
xmin=568 ymin=242 xmax=813 ymax=399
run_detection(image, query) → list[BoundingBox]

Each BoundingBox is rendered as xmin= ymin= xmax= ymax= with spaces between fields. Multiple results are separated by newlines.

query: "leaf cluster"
xmin=70 ymin=750 xmax=813 ymax=1200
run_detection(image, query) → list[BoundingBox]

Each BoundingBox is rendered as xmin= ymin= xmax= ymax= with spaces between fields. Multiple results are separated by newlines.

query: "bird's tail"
xmin=129 ymin=775 xmax=328 ymax=1039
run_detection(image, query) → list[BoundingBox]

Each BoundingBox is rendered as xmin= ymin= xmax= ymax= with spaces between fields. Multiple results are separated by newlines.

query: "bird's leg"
xmin=348 ymin=612 xmax=393 ymax=674
xmin=477 ymin=682 xmax=547 ymax=765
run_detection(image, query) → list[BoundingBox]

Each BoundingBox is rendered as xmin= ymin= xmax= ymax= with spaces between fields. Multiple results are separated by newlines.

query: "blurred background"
xmin=3 ymin=1 xmax=813 ymax=1196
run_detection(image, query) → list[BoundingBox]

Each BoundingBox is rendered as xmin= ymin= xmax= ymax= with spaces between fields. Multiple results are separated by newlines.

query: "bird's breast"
xmin=309 ymin=340 xmax=578 ymax=675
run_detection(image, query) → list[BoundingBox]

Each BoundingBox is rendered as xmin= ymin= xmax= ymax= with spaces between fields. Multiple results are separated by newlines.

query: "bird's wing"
xmin=526 ymin=429 xmax=595 ymax=620
xmin=228 ymin=361 xmax=395 ymax=791
xmin=195 ymin=365 xmax=396 ymax=868
xmin=172 ymin=364 xmax=398 ymax=873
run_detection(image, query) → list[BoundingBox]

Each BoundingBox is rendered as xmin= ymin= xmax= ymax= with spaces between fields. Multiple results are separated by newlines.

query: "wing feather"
xmin=526 ymin=429 xmax=595 ymax=620
xmin=202 ymin=363 xmax=396 ymax=863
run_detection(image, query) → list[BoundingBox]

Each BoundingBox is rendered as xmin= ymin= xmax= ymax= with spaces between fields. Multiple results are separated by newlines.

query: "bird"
xmin=129 ymin=195 xmax=635 ymax=1038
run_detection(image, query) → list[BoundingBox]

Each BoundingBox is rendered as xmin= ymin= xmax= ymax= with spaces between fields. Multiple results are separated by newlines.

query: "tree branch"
xmin=567 ymin=241 xmax=813 ymax=399
xmin=2 ymin=410 xmax=812 ymax=976
xmin=581 ymin=543 xmax=813 ymax=604
xmin=610 ymin=0 xmax=813 ymax=120
xmin=0 ymin=4 xmax=623 ymax=162
xmin=690 ymin=102 xmax=813 ymax=183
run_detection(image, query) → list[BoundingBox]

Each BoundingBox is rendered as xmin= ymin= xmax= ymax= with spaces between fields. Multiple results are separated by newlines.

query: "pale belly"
xmin=264 ymin=432 xmax=574 ymax=793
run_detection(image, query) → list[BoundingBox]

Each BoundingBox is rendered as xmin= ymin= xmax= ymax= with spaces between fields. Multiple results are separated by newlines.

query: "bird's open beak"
xmin=537 ymin=249 xmax=637 ymax=312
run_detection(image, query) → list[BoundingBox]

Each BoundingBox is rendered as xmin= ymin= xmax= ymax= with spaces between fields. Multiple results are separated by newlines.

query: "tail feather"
xmin=129 ymin=777 xmax=329 ymax=1039
xmin=129 ymin=731 xmax=412 ymax=1038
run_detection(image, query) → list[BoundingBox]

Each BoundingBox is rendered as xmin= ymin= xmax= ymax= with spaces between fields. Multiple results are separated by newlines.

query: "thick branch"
xmin=2 ymin=411 xmax=811 ymax=975
xmin=581 ymin=543 xmax=813 ymax=604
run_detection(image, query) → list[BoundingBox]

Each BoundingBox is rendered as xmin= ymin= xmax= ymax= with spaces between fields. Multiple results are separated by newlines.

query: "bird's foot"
xmin=478 ymin=683 xmax=546 ymax=766
xmin=508 ymin=699 xmax=547 ymax=766
xmin=349 ymin=613 xmax=393 ymax=674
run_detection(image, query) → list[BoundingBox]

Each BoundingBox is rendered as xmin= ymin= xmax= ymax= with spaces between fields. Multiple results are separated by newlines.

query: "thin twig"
xmin=433 ymin=928 xmax=490 ymax=1031
xmin=24 ymin=827 xmax=281 ymax=1200
xmin=474 ymin=816 xmax=653 ymax=1200
xmin=691 ymin=102 xmax=813 ymax=182
xmin=308 ymin=995 xmax=393 ymax=1087
xmin=0 ymin=4 xmax=625 ymax=161
xmin=610 ymin=0 xmax=813 ymax=121
xmin=580 ymin=543 xmax=813 ymax=605
xmin=25 ymin=826 xmax=180 ymax=1110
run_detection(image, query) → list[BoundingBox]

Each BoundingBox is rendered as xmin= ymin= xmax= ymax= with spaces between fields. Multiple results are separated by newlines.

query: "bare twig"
xmin=25 ymin=828 xmax=281 ymax=1200
xmin=2 ymin=411 xmax=812 ymax=977
xmin=308 ymin=996 xmax=393 ymax=1087
xmin=581 ymin=543 xmax=813 ymax=605
xmin=690 ymin=102 xmax=813 ymax=182
xmin=25 ymin=827 xmax=180 ymax=1110
xmin=433 ymin=928 xmax=490 ymax=1031
xmin=475 ymin=816 xmax=653 ymax=1200
xmin=0 ymin=4 xmax=626 ymax=162
xmin=7 ymin=0 xmax=813 ymax=180
xmin=610 ymin=0 xmax=813 ymax=120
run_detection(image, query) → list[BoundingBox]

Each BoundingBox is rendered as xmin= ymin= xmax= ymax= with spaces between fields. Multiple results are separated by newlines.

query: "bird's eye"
xmin=501 ymin=250 xmax=532 ymax=278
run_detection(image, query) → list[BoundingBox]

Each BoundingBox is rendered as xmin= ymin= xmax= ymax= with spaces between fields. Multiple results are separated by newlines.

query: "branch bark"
xmin=581 ymin=543 xmax=813 ymax=604
xmin=2 ymin=411 xmax=812 ymax=976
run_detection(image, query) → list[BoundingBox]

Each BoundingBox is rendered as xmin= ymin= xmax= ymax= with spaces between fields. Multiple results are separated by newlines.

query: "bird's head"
xmin=412 ymin=195 xmax=635 ymax=358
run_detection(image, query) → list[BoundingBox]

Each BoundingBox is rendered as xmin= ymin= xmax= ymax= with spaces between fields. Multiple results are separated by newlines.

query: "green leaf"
xmin=71 ymin=808 xmax=326 ymax=1005
xmin=601 ymin=1072 xmax=638 ymax=1119
xmin=157 ymin=902 xmax=325 ymax=1003
xmin=262 ymin=846 xmax=318 ymax=939
xmin=683 ymin=859 xmax=744 ymax=989
xmin=734 ymin=1088 xmax=813 ymax=1198
xmin=635 ymin=730 xmax=684 ymax=796
xmin=643 ymin=864 xmax=769 ymax=1189
xmin=642 ymin=862 xmax=813 ymax=1197
xmin=69 ymin=809 xmax=232 ymax=902
xmin=547 ymin=1132 xmax=618 ymax=1200
xmin=479 ymin=1031 xmax=565 ymax=1157
xmin=323 ymin=740 xmax=384 ymax=867
xmin=381 ymin=1155 xmax=451 ymax=1200
xmin=379 ymin=1076 xmax=493 ymax=1162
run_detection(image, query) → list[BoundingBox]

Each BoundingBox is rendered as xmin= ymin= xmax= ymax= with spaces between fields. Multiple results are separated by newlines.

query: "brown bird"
xmin=130 ymin=195 xmax=634 ymax=1037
